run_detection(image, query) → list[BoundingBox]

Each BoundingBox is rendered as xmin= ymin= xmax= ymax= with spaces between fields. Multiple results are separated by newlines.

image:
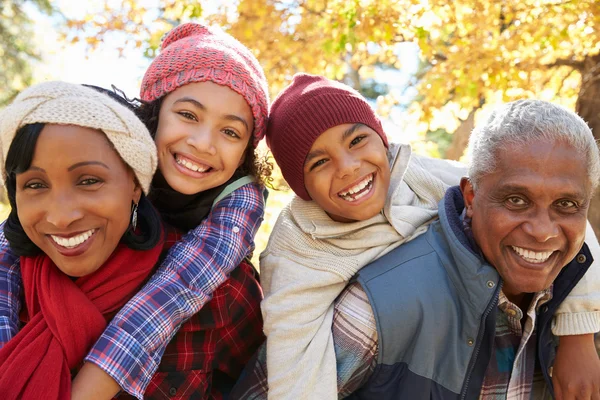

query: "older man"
xmin=233 ymin=99 xmax=600 ymax=399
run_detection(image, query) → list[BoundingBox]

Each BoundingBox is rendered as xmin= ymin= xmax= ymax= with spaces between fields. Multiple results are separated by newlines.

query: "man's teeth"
xmin=176 ymin=155 xmax=209 ymax=173
xmin=51 ymin=229 xmax=95 ymax=249
xmin=339 ymin=174 xmax=374 ymax=201
xmin=511 ymin=246 xmax=554 ymax=264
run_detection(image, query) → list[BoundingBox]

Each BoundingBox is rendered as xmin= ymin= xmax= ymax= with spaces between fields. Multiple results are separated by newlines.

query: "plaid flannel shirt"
xmin=122 ymin=223 xmax=264 ymax=399
xmin=0 ymin=225 xmax=20 ymax=348
xmin=108 ymin=226 xmax=265 ymax=400
xmin=139 ymin=258 xmax=264 ymax=400
xmin=0 ymin=182 xmax=265 ymax=399
xmin=479 ymin=289 xmax=553 ymax=400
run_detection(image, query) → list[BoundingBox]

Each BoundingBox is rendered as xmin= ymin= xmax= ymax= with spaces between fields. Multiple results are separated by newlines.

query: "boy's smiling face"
xmin=303 ymin=123 xmax=390 ymax=222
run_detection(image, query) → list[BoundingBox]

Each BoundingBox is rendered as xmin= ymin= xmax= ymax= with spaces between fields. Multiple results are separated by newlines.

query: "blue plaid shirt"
xmin=0 ymin=182 xmax=264 ymax=399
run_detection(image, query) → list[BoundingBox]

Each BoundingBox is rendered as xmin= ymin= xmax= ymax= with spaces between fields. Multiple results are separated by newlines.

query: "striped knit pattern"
xmin=266 ymin=73 xmax=388 ymax=200
xmin=140 ymin=23 xmax=269 ymax=147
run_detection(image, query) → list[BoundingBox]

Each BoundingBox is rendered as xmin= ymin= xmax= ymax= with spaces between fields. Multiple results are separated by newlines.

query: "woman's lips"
xmin=47 ymin=229 xmax=97 ymax=257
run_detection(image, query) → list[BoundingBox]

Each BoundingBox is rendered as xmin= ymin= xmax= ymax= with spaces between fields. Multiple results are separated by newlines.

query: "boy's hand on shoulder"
xmin=553 ymin=334 xmax=600 ymax=400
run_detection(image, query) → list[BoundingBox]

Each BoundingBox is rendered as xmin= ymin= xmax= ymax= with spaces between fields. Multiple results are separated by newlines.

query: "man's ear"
xmin=460 ymin=177 xmax=475 ymax=218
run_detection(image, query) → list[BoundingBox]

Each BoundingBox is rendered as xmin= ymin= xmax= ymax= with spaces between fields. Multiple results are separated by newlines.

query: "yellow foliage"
xmin=59 ymin=0 xmax=600 ymax=250
xmin=63 ymin=0 xmax=599 ymax=133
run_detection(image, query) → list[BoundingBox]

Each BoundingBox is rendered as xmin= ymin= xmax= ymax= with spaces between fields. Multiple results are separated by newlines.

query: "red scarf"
xmin=0 ymin=240 xmax=163 ymax=400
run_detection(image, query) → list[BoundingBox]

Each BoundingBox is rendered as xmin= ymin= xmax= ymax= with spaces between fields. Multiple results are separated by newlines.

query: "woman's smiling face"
xmin=15 ymin=124 xmax=141 ymax=277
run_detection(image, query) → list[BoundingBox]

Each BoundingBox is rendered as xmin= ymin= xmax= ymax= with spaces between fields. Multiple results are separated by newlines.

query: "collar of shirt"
xmin=497 ymin=287 xmax=553 ymax=337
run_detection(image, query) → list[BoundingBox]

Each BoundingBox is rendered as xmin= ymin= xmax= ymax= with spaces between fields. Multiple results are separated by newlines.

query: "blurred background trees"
xmin=60 ymin=0 xmax=600 ymax=235
xmin=1 ymin=0 xmax=599 ymax=236
xmin=0 ymin=0 xmax=54 ymax=106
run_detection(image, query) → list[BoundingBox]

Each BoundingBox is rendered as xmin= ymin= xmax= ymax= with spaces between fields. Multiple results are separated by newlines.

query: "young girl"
xmin=0 ymin=23 xmax=271 ymax=399
xmin=234 ymin=74 xmax=600 ymax=399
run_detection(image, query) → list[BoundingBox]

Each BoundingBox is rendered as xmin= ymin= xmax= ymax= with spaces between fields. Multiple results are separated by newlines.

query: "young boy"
xmin=249 ymin=74 xmax=600 ymax=399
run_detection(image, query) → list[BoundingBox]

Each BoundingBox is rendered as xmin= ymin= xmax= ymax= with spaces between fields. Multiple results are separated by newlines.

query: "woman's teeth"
xmin=176 ymin=155 xmax=210 ymax=173
xmin=511 ymin=246 xmax=554 ymax=264
xmin=338 ymin=174 xmax=374 ymax=202
xmin=51 ymin=229 xmax=95 ymax=249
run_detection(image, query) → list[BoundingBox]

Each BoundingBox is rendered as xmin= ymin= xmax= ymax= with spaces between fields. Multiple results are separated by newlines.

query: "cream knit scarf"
xmin=265 ymin=143 xmax=453 ymax=280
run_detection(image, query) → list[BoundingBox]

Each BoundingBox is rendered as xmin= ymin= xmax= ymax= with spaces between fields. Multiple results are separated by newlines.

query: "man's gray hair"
xmin=467 ymin=99 xmax=600 ymax=192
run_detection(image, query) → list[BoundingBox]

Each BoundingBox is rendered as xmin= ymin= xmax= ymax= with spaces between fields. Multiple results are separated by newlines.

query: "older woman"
xmin=0 ymin=82 xmax=163 ymax=399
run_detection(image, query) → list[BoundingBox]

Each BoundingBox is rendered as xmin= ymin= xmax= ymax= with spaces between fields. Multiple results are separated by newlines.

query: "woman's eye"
xmin=178 ymin=111 xmax=197 ymax=121
xmin=24 ymin=182 xmax=46 ymax=190
xmin=350 ymin=135 xmax=366 ymax=147
xmin=79 ymin=178 xmax=101 ymax=186
xmin=222 ymin=128 xmax=241 ymax=139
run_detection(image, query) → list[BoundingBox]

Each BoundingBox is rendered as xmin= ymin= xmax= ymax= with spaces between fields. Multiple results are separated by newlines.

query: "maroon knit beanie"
xmin=267 ymin=73 xmax=388 ymax=200
xmin=140 ymin=23 xmax=269 ymax=147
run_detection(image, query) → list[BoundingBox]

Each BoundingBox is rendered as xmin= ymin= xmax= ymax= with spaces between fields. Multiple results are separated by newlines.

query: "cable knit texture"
xmin=260 ymin=144 xmax=468 ymax=400
xmin=0 ymin=82 xmax=157 ymax=194
xmin=267 ymin=73 xmax=388 ymax=200
xmin=552 ymin=221 xmax=600 ymax=335
xmin=140 ymin=23 xmax=269 ymax=147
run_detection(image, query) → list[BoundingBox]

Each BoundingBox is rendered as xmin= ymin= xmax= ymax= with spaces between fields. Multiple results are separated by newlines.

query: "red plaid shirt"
xmin=122 ymin=229 xmax=265 ymax=399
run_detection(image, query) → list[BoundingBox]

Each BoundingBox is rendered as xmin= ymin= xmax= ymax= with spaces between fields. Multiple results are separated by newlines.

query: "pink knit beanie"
xmin=140 ymin=23 xmax=269 ymax=147
xmin=267 ymin=73 xmax=388 ymax=200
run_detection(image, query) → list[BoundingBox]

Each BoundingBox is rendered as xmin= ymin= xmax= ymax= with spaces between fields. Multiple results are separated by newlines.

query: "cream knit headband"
xmin=0 ymin=81 xmax=157 ymax=194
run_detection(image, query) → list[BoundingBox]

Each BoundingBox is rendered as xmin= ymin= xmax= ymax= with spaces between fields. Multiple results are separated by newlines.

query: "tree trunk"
xmin=345 ymin=64 xmax=361 ymax=91
xmin=445 ymin=108 xmax=477 ymax=160
xmin=575 ymin=53 xmax=600 ymax=238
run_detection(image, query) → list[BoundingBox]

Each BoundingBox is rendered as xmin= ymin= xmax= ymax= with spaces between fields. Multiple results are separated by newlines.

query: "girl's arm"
xmin=0 ymin=222 xmax=22 ymax=348
xmin=76 ymin=183 xmax=265 ymax=399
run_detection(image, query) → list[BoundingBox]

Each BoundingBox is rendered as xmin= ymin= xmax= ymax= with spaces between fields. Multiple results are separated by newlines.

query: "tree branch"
xmin=433 ymin=53 xmax=447 ymax=62
xmin=544 ymin=58 xmax=585 ymax=71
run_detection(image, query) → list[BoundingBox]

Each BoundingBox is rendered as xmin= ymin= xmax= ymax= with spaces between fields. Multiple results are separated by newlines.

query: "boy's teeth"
xmin=51 ymin=229 xmax=95 ymax=249
xmin=339 ymin=174 xmax=373 ymax=197
xmin=511 ymin=246 xmax=554 ymax=264
xmin=342 ymin=189 xmax=371 ymax=202
xmin=176 ymin=155 xmax=209 ymax=173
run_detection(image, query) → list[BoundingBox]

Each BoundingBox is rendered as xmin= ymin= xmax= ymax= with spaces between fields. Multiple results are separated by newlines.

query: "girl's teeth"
xmin=176 ymin=155 xmax=208 ymax=173
xmin=51 ymin=229 xmax=95 ymax=249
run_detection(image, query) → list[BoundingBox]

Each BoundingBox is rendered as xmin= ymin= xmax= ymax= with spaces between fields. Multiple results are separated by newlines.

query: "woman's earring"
xmin=131 ymin=202 xmax=138 ymax=231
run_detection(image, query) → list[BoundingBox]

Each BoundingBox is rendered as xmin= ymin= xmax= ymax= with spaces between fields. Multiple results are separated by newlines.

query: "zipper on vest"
xmin=460 ymin=281 xmax=502 ymax=400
